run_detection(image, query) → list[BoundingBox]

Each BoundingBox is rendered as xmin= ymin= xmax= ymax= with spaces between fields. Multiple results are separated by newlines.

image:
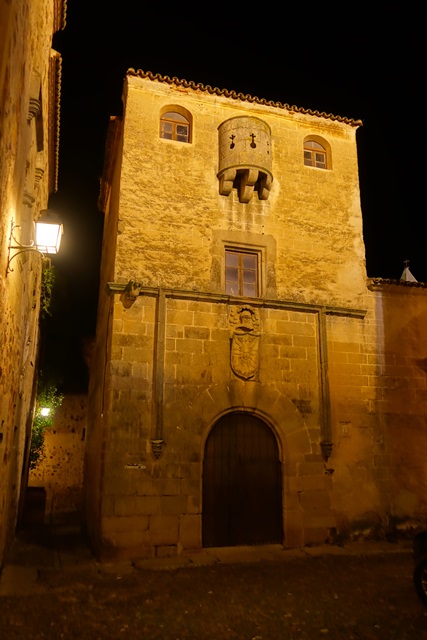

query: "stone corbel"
xmin=28 ymin=70 xmax=42 ymax=123
xmin=34 ymin=167 xmax=45 ymax=188
xmin=23 ymin=191 xmax=35 ymax=208
xmin=34 ymin=153 xmax=45 ymax=190
xmin=28 ymin=98 xmax=41 ymax=122
xmin=124 ymin=280 xmax=143 ymax=300
xmin=120 ymin=280 xmax=143 ymax=307
xmin=321 ymin=442 xmax=333 ymax=461
xmin=218 ymin=168 xmax=273 ymax=203
xmin=238 ymin=168 xmax=260 ymax=203
xmin=258 ymin=172 xmax=273 ymax=200
xmin=218 ymin=168 xmax=236 ymax=196
xmin=151 ymin=439 xmax=165 ymax=459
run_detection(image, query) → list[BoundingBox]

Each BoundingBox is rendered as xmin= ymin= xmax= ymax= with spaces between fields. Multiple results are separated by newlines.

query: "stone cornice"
xmin=107 ymin=282 xmax=367 ymax=319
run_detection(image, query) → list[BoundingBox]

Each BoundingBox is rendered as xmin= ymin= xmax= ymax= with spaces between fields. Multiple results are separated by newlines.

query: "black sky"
xmin=44 ymin=5 xmax=424 ymax=391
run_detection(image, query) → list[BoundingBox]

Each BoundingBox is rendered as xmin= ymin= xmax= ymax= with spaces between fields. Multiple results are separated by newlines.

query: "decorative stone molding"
xmin=218 ymin=116 xmax=273 ymax=203
xmin=151 ymin=439 xmax=165 ymax=459
xmin=321 ymin=441 xmax=333 ymax=461
xmin=229 ymin=305 xmax=261 ymax=380
xmin=119 ymin=280 xmax=144 ymax=308
xmin=34 ymin=167 xmax=45 ymax=188
xmin=106 ymin=282 xmax=366 ymax=319
xmin=34 ymin=153 xmax=45 ymax=190
xmin=23 ymin=190 xmax=35 ymax=208
xmin=106 ymin=283 xmax=366 ymax=466
xmin=28 ymin=70 xmax=42 ymax=122
xmin=124 ymin=280 xmax=143 ymax=301
xmin=28 ymin=98 xmax=42 ymax=122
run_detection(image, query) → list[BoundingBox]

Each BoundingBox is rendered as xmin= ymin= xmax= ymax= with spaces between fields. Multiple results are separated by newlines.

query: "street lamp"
xmin=6 ymin=209 xmax=64 ymax=275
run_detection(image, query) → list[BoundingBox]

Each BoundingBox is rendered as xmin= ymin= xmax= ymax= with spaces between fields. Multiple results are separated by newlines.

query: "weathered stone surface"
xmin=0 ymin=0 xmax=64 ymax=566
xmin=83 ymin=71 xmax=427 ymax=560
xmin=28 ymin=395 xmax=86 ymax=523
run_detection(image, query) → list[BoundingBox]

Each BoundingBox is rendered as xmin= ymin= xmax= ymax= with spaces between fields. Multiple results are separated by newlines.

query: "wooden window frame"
xmin=211 ymin=231 xmax=276 ymax=298
xmin=160 ymin=109 xmax=191 ymax=143
xmin=225 ymin=248 xmax=260 ymax=298
xmin=303 ymin=137 xmax=331 ymax=170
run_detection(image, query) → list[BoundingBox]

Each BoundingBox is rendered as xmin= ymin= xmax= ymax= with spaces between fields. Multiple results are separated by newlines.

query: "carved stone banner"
xmin=229 ymin=305 xmax=261 ymax=380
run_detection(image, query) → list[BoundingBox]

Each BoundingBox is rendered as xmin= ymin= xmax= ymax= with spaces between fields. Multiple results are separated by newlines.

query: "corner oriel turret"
xmin=217 ymin=116 xmax=273 ymax=203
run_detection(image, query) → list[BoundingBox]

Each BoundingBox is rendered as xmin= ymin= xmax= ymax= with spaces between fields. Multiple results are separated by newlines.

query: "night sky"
xmin=44 ymin=5 xmax=423 ymax=392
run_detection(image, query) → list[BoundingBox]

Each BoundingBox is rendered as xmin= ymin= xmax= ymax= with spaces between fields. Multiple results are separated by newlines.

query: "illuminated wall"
xmin=86 ymin=70 xmax=427 ymax=560
xmin=0 ymin=0 xmax=65 ymax=566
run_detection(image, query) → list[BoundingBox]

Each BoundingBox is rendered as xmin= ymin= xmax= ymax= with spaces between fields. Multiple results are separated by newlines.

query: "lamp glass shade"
xmin=35 ymin=211 xmax=63 ymax=254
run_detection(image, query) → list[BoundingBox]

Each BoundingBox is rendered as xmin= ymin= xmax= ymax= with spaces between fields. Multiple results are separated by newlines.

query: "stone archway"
xmin=202 ymin=411 xmax=282 ymax=547
xmin=178 ymin=380 xmax=318 ymax=549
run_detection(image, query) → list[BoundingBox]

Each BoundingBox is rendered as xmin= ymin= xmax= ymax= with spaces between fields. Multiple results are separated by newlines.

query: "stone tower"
xmin=85 ymin=70 xmax=427 ymax=560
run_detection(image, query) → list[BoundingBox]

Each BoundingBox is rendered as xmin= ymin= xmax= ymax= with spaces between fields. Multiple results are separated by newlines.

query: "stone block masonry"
xmin=84 ymin=70 xmax=427 ymax=561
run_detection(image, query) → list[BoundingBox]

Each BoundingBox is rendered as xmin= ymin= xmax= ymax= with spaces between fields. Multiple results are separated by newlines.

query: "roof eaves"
xmin=48 ymin=51 xmax=62 ymax=194
xmin=126 ymin=68 xmax=363 ymax=127
xmin=54 ymin=0 xmax=67 ymax=32
xmin=368 ymin=278 xmax=427 ymax=290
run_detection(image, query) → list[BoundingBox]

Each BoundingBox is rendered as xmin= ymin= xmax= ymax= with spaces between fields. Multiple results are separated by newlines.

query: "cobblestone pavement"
xmin=1 ymin=525 xmax=427 ymax=639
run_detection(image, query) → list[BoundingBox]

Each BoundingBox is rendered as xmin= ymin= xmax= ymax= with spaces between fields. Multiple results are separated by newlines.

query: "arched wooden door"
xmin=202 ymin=412 xmax=283 ymax=547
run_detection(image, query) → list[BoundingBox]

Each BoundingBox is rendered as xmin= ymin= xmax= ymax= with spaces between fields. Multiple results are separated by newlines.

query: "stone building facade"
xmin=0 ymin=0 xmax=65 ymax=566
xmin=86 ymin=70 xmax=427 ymax=560
xmin=28 ymin=394 xmax=86 ymax=523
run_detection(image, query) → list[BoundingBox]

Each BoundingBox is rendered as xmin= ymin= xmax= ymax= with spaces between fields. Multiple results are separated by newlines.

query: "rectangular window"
xmin=225 ymin=250 xmax=259 ymax=297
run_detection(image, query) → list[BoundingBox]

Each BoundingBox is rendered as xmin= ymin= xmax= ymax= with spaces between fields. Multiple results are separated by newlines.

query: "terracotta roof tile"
xmin=54 ymin=0 xmax=67 ymax=32
xmin=368 ymin=278 xmax=427 ymax=290
xmin=127 ymin=69 xmax=363 ymax=127
xmin=49 ymin=52 xmax=62 ymax=193
xmin=51 ymin=1 xmax=66 ymax=192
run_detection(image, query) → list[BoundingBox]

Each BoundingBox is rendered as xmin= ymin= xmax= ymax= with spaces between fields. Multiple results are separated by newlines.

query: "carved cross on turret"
xmin=218 ymin=116 xmax=273 ymax=203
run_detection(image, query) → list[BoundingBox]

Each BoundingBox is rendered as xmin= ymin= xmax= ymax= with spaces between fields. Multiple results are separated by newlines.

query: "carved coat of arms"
xmin=229 ymin=306 xmax=260 ymax=380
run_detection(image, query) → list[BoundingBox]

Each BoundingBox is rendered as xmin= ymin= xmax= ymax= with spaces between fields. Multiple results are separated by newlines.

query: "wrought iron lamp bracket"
xmin=6 ymin=220 xmax=44 ymax=275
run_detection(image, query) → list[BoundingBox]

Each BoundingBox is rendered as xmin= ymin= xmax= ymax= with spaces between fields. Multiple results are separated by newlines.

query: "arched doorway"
xmin=202 ymin=412 xmax=283 ymax=547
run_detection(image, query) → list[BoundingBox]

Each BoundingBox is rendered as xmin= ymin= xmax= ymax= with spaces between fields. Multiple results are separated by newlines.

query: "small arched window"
xmin=160 ymin=111 xmax=190 ymax=143
xmin=304 ymin=139 xmax=327 ymax=169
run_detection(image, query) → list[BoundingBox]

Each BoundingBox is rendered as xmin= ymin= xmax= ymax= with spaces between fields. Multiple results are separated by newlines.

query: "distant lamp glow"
xmin=6 ymin=210 xmax=64 ymax=274
xmin=39 ymin=407 xmax=51 ymax=417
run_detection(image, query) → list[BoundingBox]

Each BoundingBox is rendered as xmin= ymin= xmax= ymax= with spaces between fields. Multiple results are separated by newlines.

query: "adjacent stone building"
xmin=0 ymin=0 xmax=66 ymax=566
xmin=86 ymin=69 xmax=427 ymax=560
xmin=28 ymin=394 xmax=86 ymax=523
